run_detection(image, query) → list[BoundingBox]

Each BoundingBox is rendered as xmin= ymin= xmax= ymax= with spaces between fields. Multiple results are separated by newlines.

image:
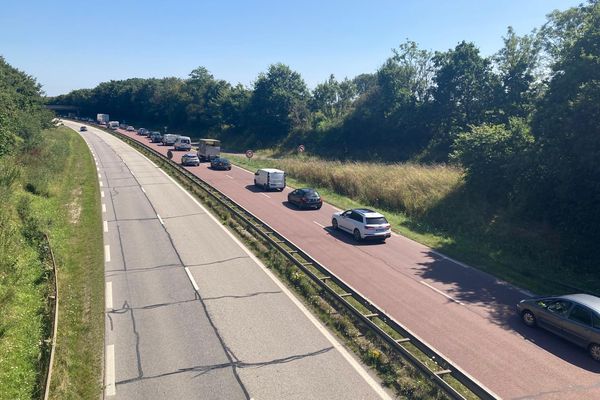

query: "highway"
xmin=66 ymin=122 xmax=392 ymax=400
xmin=114 ymin=126 xmax=600 ymax=400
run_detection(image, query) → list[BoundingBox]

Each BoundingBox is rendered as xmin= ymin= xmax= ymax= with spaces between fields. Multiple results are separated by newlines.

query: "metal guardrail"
xmin=41 ymin=233 xmax=59 ymax=400
xmin=103 ymin=126 xmax=499 ymax=400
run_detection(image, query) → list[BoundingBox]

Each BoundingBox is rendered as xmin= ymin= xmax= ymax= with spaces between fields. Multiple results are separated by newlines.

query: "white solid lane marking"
xmin=104 ymin=245 xmax=111 ymax=263
xmin=105 ymin=345 xmax=116 ymax=396
xmin=226 ymin=175 xmax=234 ymax=179
xmin=99 ymin=181 xmax=103 ymax=187
xmin=102 ymin=203 xmax=106 ymax=213
xmin=313 ymin=221 xmax=325 ymax=228
xmin=420 ymin=281 xmax=464 ymax=306
xmin=106 ymin=282 xmax=113 ymax=310
xmin=260 ymin=193 xmax=270 ymax=198
xmin=157 ymin=214 xmax=164 ymax=225
xmin=151 ymin=165 xmax=392 ymax=400
xmin=141 ymin=187 xmax=146 ymax=193
xmin=184 ymin=267 xmax=200 ymax=291
xmin=101 ymin=191 xmax=104 ymax=198
xmin=103 ymin=220 xmax=108 ymax=233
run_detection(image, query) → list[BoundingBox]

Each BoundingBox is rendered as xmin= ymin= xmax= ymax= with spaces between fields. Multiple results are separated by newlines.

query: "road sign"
xmin=298 ymin=144 xmax=305 ymax=153
xmin=245 ymin=149 xmax=254 ymax=159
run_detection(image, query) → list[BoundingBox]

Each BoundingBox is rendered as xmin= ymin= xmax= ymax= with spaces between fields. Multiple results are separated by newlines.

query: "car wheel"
xmin=332 ymin=219 xmax=338 ymax=230
xmin=589 ymin=344 xmax=600 ymax=361
xmin=353 ymin=229 xmax=361 ymax=242
xmin=316 ymin=205 xmax=322 ymax=210
xmin=521 ymin=310 xmax=536 ymax=327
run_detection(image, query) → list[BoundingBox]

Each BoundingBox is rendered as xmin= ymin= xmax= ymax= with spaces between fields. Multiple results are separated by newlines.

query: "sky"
xmin=0 ymin=0 xmax=581 ymax=96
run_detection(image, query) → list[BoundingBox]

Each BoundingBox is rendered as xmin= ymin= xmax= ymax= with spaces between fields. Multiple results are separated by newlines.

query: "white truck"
xmin=108 ymin=121 xmax=119 ymax=130
xmin=197 ymin=138 xmax=220 ymax=161
xmin=254 ymin=168 xmax=286 ymax=191
xmin=96 ymin=114 xmax=110 ymax=124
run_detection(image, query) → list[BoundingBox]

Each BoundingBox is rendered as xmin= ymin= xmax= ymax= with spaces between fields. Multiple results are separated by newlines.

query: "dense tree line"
xmin=52 ymin=1 xmax=600 ymax=271
xmin=0 ymin=57 xmax=52 ymax=156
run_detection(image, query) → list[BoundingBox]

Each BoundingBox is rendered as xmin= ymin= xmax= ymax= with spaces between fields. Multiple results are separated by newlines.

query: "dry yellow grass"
xmin=269 ymin=157 xmax=464 ymax=216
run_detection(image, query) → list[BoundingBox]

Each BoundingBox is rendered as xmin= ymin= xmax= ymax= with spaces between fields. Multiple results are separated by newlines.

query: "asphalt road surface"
xmin=67 ymin=122 xmax=392 ymax=400
xmin=112 ymin=126 xmax=600 ymax=400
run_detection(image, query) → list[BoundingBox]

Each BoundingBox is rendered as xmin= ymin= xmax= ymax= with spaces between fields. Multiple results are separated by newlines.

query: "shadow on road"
xmin=415 ymin=251 xmax=600 ymax=371
xmin=321 ymin=226 xmax=387 ymax=246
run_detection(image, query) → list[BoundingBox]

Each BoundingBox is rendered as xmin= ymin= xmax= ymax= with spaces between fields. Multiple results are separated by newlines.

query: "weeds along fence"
xmin=101 ymin=125 xmax=499 ymax=400
xmin=40 ymin=233 xmax=59 ymax=400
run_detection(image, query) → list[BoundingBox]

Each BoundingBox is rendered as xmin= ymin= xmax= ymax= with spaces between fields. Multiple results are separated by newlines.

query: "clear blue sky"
xmin=0 ymin=0 xmax=580 ymax=96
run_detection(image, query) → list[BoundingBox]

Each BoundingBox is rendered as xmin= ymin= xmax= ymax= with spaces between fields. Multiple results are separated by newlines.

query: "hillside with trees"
xmin=51 ymin=1 xmax=600 ymax=275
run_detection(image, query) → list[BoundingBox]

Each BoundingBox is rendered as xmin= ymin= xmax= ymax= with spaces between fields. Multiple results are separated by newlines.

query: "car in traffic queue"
xmin=210 ymin=157 xmax=232 ymax=171
xmin=137 ymin=128 xmax=147 ymax=136
xmin=126 ymin=126 xmax=135 ymax=131
xmin=80 ymin=126 xmax=87 ymax=132
xmin=162 ymin=133 xmax=179 ymax=146
xmin=174 ymin=136 xmax=192 ymax=151
xmin=150 ymin=131 xmax=163 ymax=143
xmin=181 ymin=152 xmax=200 ymax=167
xmin=332 ymin=208 xmax=391 ymax=242
xmin=254 ymin=168 xmax=285 ymax=191
xmin=287 ymin=188 xmax=322 ymax=210
xmin=517 ymin=293 xmax=600 ymax=361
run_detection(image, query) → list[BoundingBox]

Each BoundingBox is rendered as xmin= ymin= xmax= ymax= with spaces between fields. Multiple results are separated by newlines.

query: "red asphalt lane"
xmin=116 ymin=127 xmax=600 ymax=400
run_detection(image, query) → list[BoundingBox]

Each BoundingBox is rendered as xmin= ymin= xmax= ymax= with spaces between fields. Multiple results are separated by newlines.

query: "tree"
xmin=531 ymin=0 xmax=600 ymax=257
xmin=494 ymin=27 xmax=542 ymax=120
xmin=249 ymin=63 xmax=309 ymax=143
xmin=430 ymin=41 xmax=501 ymax=157
xmin=451 ymin=119 xmax=533 ymax=200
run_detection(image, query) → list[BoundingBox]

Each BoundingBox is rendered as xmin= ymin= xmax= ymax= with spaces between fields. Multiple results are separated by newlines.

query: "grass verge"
xmin=224 ymin=152 xmax=600 ymax=295
xmin=45 ymin=127 xmax=104 ymax=399
xmin=0 ymin=126 xmax=104 ymax=400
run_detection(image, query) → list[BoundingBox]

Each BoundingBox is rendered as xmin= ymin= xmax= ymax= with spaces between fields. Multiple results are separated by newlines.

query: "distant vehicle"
xmin=210 ymin=157 xmax=231 ymax=171
xmin=119 ymin=123 xmax=127 ymax=129
xmin=126 ymin=126 xmax=135 ymax=132
xmin=80 ymin=126 xmax=87 ymax=132
xmin=150 ymin=132 xmax=163 ymax=143
xmin=288 ymin=188 xmax=322 ymax=209
xmin=517 ymin=294 xmax=600 ymax=361
xmin=332 ymin=209 xmax=391 ymax=242
xmin=108 ymin=121 xmax=119 ymax=130
xmin=254 ymin=168 xmax=285 ymax=191
xmin=181 ymin=153 xmax=200 ymax=167
xmin=162 ymin=134 xmax=178 ymax=146
xmin=197 ymin=138 xmax=220 ymax=161
xmin=144 ymin=129 xmax=153 ymax=137
xmin=137 ymin=128 xmax=147 ymax=136
xmin=174 ymin=136 xmax=192 ymax=151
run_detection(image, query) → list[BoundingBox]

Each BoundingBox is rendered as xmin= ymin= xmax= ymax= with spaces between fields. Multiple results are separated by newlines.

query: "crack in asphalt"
xmin=114 ymin=346 xmax=334 ymax=387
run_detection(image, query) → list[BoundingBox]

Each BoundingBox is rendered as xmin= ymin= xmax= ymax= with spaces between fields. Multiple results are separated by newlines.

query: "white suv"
xmin=332 ymin=209 xmax=391 ymax=242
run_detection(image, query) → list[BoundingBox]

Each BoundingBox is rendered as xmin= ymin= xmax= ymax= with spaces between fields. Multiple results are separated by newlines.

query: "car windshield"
xmin=366 ymin=217 xmax=387 ymax=225
xmin=303 ymin=189 xmax=319 ymax=197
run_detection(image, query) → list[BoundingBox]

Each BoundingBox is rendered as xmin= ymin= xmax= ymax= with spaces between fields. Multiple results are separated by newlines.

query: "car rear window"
xmin=366 ymin=217 xmax=388 ymax=225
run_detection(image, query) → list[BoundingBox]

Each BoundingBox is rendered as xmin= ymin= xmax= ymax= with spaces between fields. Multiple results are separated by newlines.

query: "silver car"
xmin=517 ymin=293 xmax=600 ymax=361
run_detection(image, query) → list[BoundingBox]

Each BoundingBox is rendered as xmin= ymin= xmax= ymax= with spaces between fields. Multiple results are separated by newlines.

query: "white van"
xmin=174 ymin=136 xmax=191 ymax=151
xmin=254 ymin=168 xmax=286 ymax=191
